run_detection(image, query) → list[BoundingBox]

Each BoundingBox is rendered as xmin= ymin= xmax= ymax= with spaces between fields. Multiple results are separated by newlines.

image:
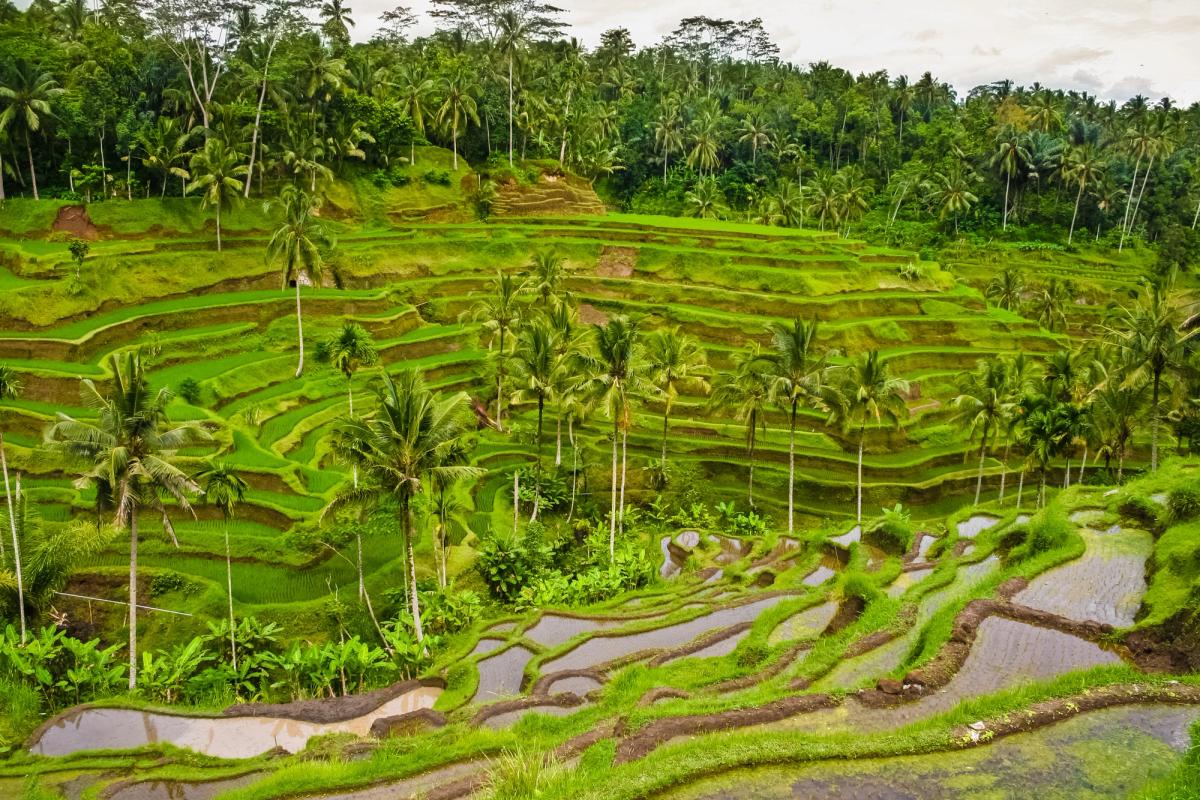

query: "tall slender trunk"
xmin=787 ymin=402 xmax=796 ymax=534
xmin=245 ymin=34 xmax=277 ymax=199
xmin=1119 ymin=156 xmax=1141 ymax=252
xmin=512 ymin=471 xmax=519 ymax=530
xmin=567 ymin=417 xmax=578 ymax=523
xmin=619 ymin=427 xmax=628 ymax=532
xmin=1016 ymin=467 xmax=1025 ymax=510
xmin=1078 ymin=445 xmax=1087 ymax=485
xmin=2 ymin=441 xmax=24 ymax=643
xmin=856 ymin=423 xmax=865 ymax=524
xmin=554 ymin=411 xmax=562 ymax=467
xmin=531 ymin=397 xmax=544 ymax=522
xmin=1128 ymin=154 xmax=1155 ymax=237
xmin=1063 ymin=458 xmax=1071 ymax=489
xmin=402 ymin=500 xmax=424 ymax=643
xmin=125 ymin=149 xmax=131 ymax=200
xmin=294 ymin=281 xmax=305 ymax=377
xmin=0 ymin=151 xmax=5 ymax=200
xmin=609 ymin=416 xmax=618 ymax=559
xmin=495 ymin=328 xmax=505 ymax=431
xmin=1002 ymin=171 xmax=1011 ymax=230
xmin=1151 ymin=373 xmax=1160 ymax=471
xmin=660 ymin=402 xmax=670 ymax=466
xmin=25 ymin=131 xmax=39 ymax=201
xmin=998 ymin=438 xmax=1011 ymax=504
xmin=508 ymin=56 xmax=514 ymax=167
xmin=1192 ymin=195 xmax=1199 ymax=229
xmin=1068 ymin=182 xmax=1083 ymax=244
xmin=215 ymin=202 xmax=222 ymax=251
xmin=1038 ymin=467 xmax=1047 ymax=508
xmin=1117 ymin=450 xmax=1125 ymax=484
xmin=225 ymin=520 xmax=236 ymax=670
xmin=452 ymin=126 xmax=458 ymax=171
xmin=128 ymin=510 xmax=139 ymax=689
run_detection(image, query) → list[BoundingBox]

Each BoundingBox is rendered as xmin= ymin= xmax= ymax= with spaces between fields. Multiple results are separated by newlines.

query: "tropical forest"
xmin=0 ymin=0 xmax=1199 ymax=797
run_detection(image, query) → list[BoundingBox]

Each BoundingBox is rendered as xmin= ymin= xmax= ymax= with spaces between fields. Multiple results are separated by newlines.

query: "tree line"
xmin=1 ymin=1 xmax=1198 ymax=249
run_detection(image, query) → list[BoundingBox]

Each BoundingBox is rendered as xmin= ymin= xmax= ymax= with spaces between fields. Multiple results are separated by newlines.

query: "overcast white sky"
xmin=349 ymin=0 xmax=1199 ymax=103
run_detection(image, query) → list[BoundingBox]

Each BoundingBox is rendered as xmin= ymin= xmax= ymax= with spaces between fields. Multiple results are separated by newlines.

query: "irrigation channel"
xmin=22 ymin=506 xmax=1189 ymax=799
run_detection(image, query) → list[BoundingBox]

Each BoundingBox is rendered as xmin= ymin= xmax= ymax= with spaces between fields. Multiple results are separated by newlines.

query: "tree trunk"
xmin=559 ymin=87 xmax=572 ymax=167
xmin=25 ymin=131 xmax=39 ymax=201
xmin=1078 ymin=445 xmax=1087 ymax=485
xmin=787 ymin=402 xmax=796 ymax=534
xmin=1038 ymin=467 xmax=1047 ymax=509
xmin=128 ymin=510 xmax=139 ymax=689
xmin=2 ymin=439 xmax=24 ymax=644
xmin=1063 ymin=458 xmax=1070 ymax=488
xmin=555 ymin=410 xmax=562 ymax=467
xmin=402 ymin=500 xmax=424 ymax=643
xmin=1016 ymin=467 xmax=1025 ymax=510
xmin=619 ymin=427 xmax=628 ymax=532
xmin=1119 ymin=155 xmax=1141 ymax=252
xmin=1068 ymin=181 xmax=1083 ymax=244
xmin=495 ymin=328 xmax=505 ymax=431
xmin=215 ymin=202 xmax=222 ymax=252
xmin=294 ymin=281 xmax=305 ymax=377
xmin=609 ymin=416 xmax=618 ymax=559
xmin=225 ymin=520 xmax=236 ymax=670
xmin=567 ymin=417 xmax=578 ymax=523
xmin=660 ymin=402 xmax=670 ymax=466
xmin=974 ymin=423 xmax=988 ymax=506
xmin=1128 ymin=154 xmax=1155 ymax=237
xmin=1151 ymin=373 xmax=1160 ymax=471
xmin=452 ymin=126 xmax=458 ymax=171
xmin=1117 ymin=450 xmax=1125 ymax=484
xmin=856 ymin=423 xmax=865 ymax=523
xmin=998 ymin=438 xmax=1011 ymax=504
xmin=1002 ymin=171 xmax=1010 ymax=230
xmin=512 ymin=470 xmax=519 ymax=531
xmin=245 ymin=34 xmax=277 ymax=199
xmin=531 ymin=396 xmax=544 ymax=522
xmin=508 ymin=55 xmax=514 ymax=167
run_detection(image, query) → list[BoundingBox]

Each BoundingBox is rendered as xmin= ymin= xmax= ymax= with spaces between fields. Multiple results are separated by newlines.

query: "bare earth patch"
xmin=52 ymin=205 xmax=99 ymax=240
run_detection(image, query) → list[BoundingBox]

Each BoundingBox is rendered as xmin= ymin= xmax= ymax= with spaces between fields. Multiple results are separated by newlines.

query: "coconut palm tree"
xmin=496 ymin=10 xmax=534 ymax=167
xmin=990 ymin=126 xmax=1030 ymax=230
xmin=195 ymin=462 xmax=247 ymax=669
xmin=137 ymin=116 xmax=192 ymax=198
xmin=395 ymin=66 xmax=433 ymax=166
xmin=767 ymin=179 xmax=804 ymax=227
xmin=1018 ymin=392 xmax=1073 ymax=507
xmin=1062 ymin=143 xmax=1104 ymax=245
xmin=268 ymin=186 xmax=328 ymax=378
xmin=527 ymin=250 xmax=568 ymax=308
xmin=1102 ymin=276 xmax=1188 ymax=472
xmin=317 ymin=323 xmax=378 ymax=418
xmin=187 ymin=138 xmax=248 ymax=251
xmin=0 ymin=365 xmax=22 ymax=639
xmin=578 ymin=316 xmax=647 ymax=557
xmin=930 ymin=165 xmax=978 ymax=233
xmin=1093 ymin=380 xmax=1147 ymax=483
xmin=986 ymin=268 xmax=1025 ymax=312
xmin=738 ymin=114 xmax=772 ymax=165
xmin=467 ymin=271 xmax=525 ymax=430
xmin=766 ymin=319 xmax=826 ymax=534
xmin=319 ymin=0 xmax=354 ymax=48
xmin=46 ymin=351 xmax=208 ymax=688
xmin=652 ymin=103 xmax=683 ymax=180
xmin=1032 ymin=278 xmax=1071 ymax=333
xmin=436 ymin=64 xmax=480 ymax=171
xmin=0 ymin=62 xmax=63 ymax=200
xmin=996 ymin=352 xmax=1037 ymax=504
xmin=326 ymin=370 xmax=479 ymax=643
xmin=709 ymin=346 xmax=771 ymax=506
xmin=829 ymin=351 xmax=909 ymax=524
xmin=952 ymin=359 xmax=1008 ymax=506
xmin=645 ymin=327 xmax=709 ymax=467
xmin=509 ymin=319 xmax=559 ymax=519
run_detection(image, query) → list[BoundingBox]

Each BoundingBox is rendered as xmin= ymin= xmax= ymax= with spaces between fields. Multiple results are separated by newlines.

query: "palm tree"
xmin=326 ymin=370 xmax=479 ymax=643
xmin=806 ymin=170 xmax=841 ymax=231
xmin=137 ymin=117 xmax=192 ymax=198
xmin=930 ymin=165 xmax=978 ymax=233
xmin=196 ymin=462 xmax=247 ymax=670
xmin=1032 ymin=278 xmax=1070 ymax=332
xmin=467 ymin=271 xmax=525 ymax=430
xmin=952 ymin=359 xmax=1008 ymax=506
xmin=996 ymin=352 xmax=1036 ymax=504
xmin=1062 ymin=143 xmax=1104 ymax=245
xmin=436 ymin=64 xmax=480 ymax=171
xmin=766 ymin=319 xmax=826 ymax=534
xmin=829 ymin=351 xmax=909 ymax=524
xmin=0 ymin=365 xmax=23 ymax=640
xmin=395 ymin=66 xmax=433 ymax=166
xmin=317 ymin=323 xmax=378 ymax=419
xmin=645 ymin=327 xmax=709 ymax=466
xmin=527 ymin=250 xmax=568 ymax=308
xmin=1102 ymin=277 xmax=1188 ymax=471
xmin=187 ymin=138 xmax=248 ymax=252
xmin=986 ymin=268 xmax=1025 ymax=312
xmin=579 ymin=316 xmax=647 ymax=557
xmin=496 ymin=10 xmax=533 ymax=167
xmin=709 ymin=347 xmax=770 ymax=506
xmin=684 ymin=177 xmax=727 ymax=220
xmin=319 ymin=0 xmax=354 ymax=48
xmin=767 ymin=179 xmax=804 ymax=227
xmin=1093 ymin=380 xmax=1147 ymax=483
xmin=509 ymin=319 xmax=558 ymax=519
xmin=268 ymin=186 xmax=328 ymax=378
xmin=990 ymin=126 xmax=1030 ymax=230
xmin=0 ymin=62 xmax=63 ymax=200
xmin=46 ymin=352 xmax=208 ymax=688
xmin=685 ymin=113 xmax=721 ymax=175
xmin=652 ymin=103 xmax=683 ymax=180
xmin=1018 ymin=393 xmax=1072 ymax=508
xmin=738 ymin=115 xmax=772 ymax=165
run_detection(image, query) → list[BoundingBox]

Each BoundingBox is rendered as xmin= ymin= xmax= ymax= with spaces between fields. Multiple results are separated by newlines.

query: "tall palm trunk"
xmin=997 ymin=438 xmax=1011 ymax=504
xmin=1152 ymin=372 xmax=1161 ymax=471
xmin=973 ymin=423 xmax=989 ymax=506
xmin=1002 ymin=171 xmax=1011 ymax=230
xmin=619 ymin=427 xmax=628 ymax=531
xmin=660 ymin=400 xmax=671 ymax=466
xmin=508 ymin=55 xmax=514 ymax=167
xmin=1068 ymin=182 xmax=1083 ymax=244
xmin=2 ymin=439 xmax=24 ymax=643
xmin=559 ymin=87 xmax=571 ymax=167
xmin=25 ymin=131 xmax=39 ymax=201
xmin=216 ymin=202 xmax=222 ymax=252
xmin=294 ymin=281 xmax=305 ymax=377
xmin=1078 ymin=445 xmax=1088 ymax=485
xmin=402 ymin=499 xmax=423 ymax=642
xmin=856 ymin=422 xmax=866 ymax=524
xmin=747 ymin=415 xmax=757 ymax=507
xmin=224 ymin=519 xmax=236 ymax=670
xmin=495 ymin=328 xmax=505 ymax=431
xmin=567 ymin=417 xmax=578 ymax=522
xmin=1016 ymin=467 xmax=1025 ymax=510
xmin=245 ymin=35 xmax=277 ymax=199
xmin=0 ymin=151 xmax=6 ymax=200
xmin=787 ymin=401 xmax=796 ymax=534
xmin=608 ymin=416 xmax=618 ymax=558
xmin=1117 ymin=450 xmax=1125 ymax=484
xmin=531 ymin=396 xmax=544 ymax=522
xmin=1119 ymin=155 xmax=1141 ymax=252
xmin=1128 ymin=154 xmax=1155 ymax=237
xmin=128 ymin=510 xmax=139 ymax=689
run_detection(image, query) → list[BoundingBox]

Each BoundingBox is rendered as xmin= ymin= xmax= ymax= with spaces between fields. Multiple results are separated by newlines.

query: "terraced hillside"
xmin=3 ymin=204 xmax=1196 ymax=800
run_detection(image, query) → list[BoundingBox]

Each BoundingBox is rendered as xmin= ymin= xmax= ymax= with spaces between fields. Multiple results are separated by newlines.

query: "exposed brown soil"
xmin=823 ymin=596 xmax=866 ymax=636
xmin=647 ymin=622 xmax=753 ymax=667
xmin=639 ymin=687 xmax=692 ymax=706
xmin=53 ymin=205 xmax=99 ymax=240
xmin=369 ymin=708 xmax=447 ymax=739
xmin=613 ymin=694 xmax=840 ymax=764
xmin=595 ymin=246 xmax=637 ymax=278
xmin=576 ymin=302 xmax=609 ymax=325
xmin=222 ymin=677 xmax=444 ymax=724
xmin=1124 ymin=608 xmax=1200 ymax=673
xmin=470 ymin=692 xmax=584 ymax=727
xmin=491 ymin=175 xmax=605 ymax=218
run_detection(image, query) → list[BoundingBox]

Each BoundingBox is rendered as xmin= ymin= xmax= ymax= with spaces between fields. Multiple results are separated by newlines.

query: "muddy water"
xmin=541 ymin=595 xmax=791 ymax=673
xmin=911 ymin=534 xmax=936 ymax=563
xmin=665 ymin=705 xmax=1199 ymax=799
xmin=524 ymin=614 xmax=618 ymax=647
xmin=107 ymin=772 xmax=262 ymax=800
xmin=31 ymin=686 xmax=441 ymax=759
xmin=829 ymin=526 xmax=862 ymax=547
xmin=767 ymin=602 xmax=839 ymax=646
xmin=661 ymin=536 xmax=683 ymax=578
xmin=474 ymin=646 xmax=535 ymax=703
xmin=957 ymin=515 xmax=999 ymax=538
xmin=1014 ymin=528 xmax=1152 ymax=626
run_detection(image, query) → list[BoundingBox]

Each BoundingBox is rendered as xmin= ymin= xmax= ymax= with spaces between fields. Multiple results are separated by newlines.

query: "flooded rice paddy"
xmin=474 ymin=645 xmax=535 ymax=703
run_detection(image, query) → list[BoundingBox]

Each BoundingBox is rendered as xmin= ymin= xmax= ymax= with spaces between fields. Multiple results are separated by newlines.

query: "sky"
xmin=345 ymin=0 xmax=1200 ymax=104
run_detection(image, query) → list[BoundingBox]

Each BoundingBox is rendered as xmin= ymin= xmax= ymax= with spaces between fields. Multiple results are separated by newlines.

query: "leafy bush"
xmin=1167 ymin=485 xmax=1200 ymax=523
xmin=369 ymin=166 xmax=412 ymax=188
xmin=177 ymin=376 xmax=203 ymax=405
xmin=869 ymin=503 xmax=915 ymax=553
xmin=1118 ymin=493 xmax=1164 ymax=530
xmin=1008 ymin=505 xmax=1073 ymax=562
xmin=0 ymin=625 xmax=124 ymax=708
xmin=150 ymin=571 xmax=201 ymax=597
xmin=422 ymin=169 xmax=452 ymax=186
xmin=476 ymin=531 xmax=551 ymax=604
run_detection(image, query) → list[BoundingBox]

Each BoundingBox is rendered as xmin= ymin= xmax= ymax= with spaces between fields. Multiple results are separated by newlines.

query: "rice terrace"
xmin=0 ymin=1 xmax=1199 ymax=798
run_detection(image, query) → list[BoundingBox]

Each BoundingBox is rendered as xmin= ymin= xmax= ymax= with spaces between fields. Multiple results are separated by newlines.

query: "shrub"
xmin=422 ymin=169 xmax=452 ymax=186
xmin=1008 ymin=505 xmax=1072 ymax=562
xmin=1167 ymin=485 xmax=1200 ymax=523
xmin=177 ymin=376 xmax=203 ymax=405
xmin=869 ymin=503 xmax=916 ymax=553
xmin=1119 ymin=493 xmax=1164 ymax=530
xmin=150 ymin=571 xmax=200 ymax=597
